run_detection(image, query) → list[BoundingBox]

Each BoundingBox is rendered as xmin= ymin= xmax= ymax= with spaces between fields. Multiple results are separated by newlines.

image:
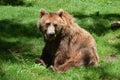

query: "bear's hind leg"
xmin=80 ymin=47 xmax=99 ymax=66
xmin=52 ymin=59 xmax=74 ymax=72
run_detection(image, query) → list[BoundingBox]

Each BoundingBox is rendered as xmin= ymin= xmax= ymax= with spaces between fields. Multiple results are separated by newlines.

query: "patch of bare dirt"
xmin=105 ymin=54 xmax=118 ymax=62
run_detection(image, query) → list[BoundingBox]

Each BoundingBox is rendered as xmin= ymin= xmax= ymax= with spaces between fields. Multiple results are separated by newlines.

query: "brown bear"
xmin=36 ymin=9 xmax=99 ymax=72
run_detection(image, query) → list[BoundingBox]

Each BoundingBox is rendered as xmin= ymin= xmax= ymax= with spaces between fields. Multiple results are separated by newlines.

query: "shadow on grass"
xmin=0 ymin=19 xmax=41 ymax=38
xmin=113 ymin=42 xmax=120 ymax=55
xmin=0 ymin=37 xmax=38 ymax=64
xmin=72 ymin=12 xmax=120 ymax=36
xmin=0 ymin=19 xmax=42 ymax=63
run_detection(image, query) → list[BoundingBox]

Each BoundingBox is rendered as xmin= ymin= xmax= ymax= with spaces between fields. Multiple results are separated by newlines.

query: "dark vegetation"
xmin=0 ymin=0 xmax=25 ymax=6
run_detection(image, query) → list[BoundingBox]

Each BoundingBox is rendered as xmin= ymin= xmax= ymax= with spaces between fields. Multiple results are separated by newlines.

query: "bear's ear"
xmin=39 ymin=8 xmax=47 ymax=17
xmin=57 ymin=9 xmax=64 ymax=17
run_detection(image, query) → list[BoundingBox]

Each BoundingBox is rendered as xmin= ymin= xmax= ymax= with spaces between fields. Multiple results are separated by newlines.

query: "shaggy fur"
xmin=36 ymin=9 xmax=99 ymax=72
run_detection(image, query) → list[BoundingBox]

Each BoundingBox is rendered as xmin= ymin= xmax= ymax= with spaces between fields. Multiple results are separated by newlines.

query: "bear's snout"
xmin=47 ymin=26 xmax=56 ymax=39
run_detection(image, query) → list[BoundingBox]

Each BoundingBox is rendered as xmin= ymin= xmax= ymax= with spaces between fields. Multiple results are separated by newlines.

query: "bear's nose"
xmin=48 ymin=33 xmax=55 ymax=38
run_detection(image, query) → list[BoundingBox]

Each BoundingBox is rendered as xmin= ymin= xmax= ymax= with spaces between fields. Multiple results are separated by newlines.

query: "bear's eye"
xmin=46 ymin=23 xmax=50 ymax=27
xmin=54 ymin=24 xmax=57 ymax=27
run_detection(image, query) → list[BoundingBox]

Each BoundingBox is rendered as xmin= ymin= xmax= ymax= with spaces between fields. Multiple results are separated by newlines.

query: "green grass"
xmin=0 ymin=0 xmax=120 ymax=80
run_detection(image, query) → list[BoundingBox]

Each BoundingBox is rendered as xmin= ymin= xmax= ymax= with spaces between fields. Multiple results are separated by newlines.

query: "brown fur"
xmin=36 ymin=9 xmax=99 ymax=72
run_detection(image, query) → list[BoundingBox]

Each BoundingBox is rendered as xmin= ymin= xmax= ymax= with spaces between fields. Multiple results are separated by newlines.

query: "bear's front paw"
xmin=35 ymin=58 xmax=46 ymax=66
xmin=50 ymin=65 xmax=57 ymax=72
xmin=50 ymin=65 xmax=66 ymax=73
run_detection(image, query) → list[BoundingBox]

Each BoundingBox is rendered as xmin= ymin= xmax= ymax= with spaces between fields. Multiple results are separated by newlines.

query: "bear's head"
xmin=37 ymin=9 xmax=66 ymax=41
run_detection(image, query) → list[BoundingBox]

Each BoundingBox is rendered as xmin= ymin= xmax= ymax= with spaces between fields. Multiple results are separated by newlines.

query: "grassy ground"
xmin=0 ymin=0 xmax=120 ymax=80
